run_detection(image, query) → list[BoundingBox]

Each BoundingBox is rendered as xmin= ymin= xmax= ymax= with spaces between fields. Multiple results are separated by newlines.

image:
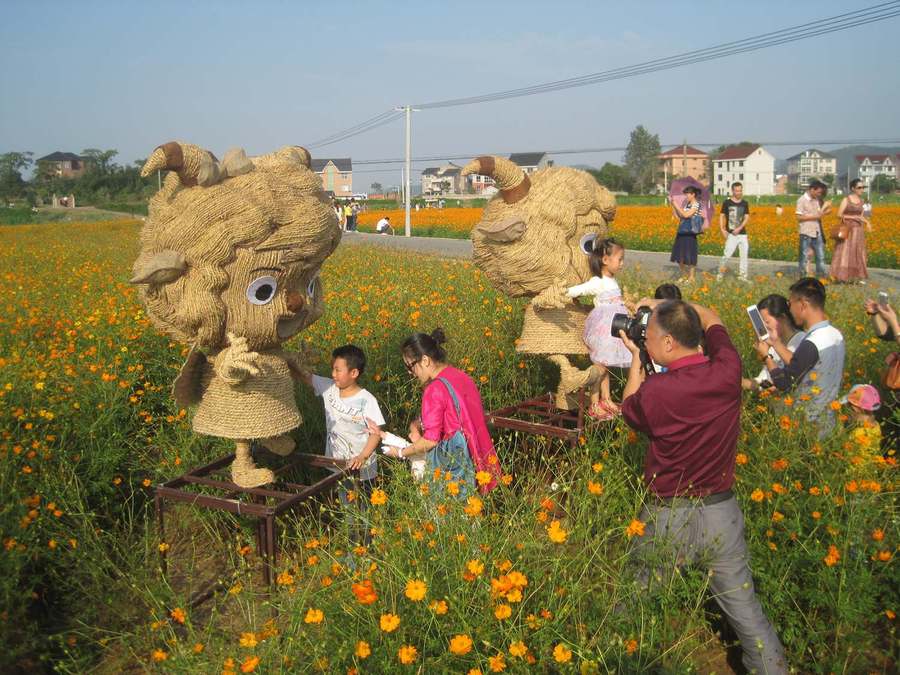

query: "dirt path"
xmin=342 ymin=232 xmax=899 ymax=287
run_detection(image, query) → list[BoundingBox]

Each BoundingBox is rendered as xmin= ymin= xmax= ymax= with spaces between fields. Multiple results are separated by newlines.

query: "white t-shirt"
xmin=311 ymin=375 xmax=385 ymax=481
xmin=376 ymin=218 xmax=390 ymax=232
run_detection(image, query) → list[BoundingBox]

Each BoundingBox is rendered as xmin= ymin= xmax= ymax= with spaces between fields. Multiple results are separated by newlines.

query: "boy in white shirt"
xmin=300 ymin=345 xmax=384 ymax=500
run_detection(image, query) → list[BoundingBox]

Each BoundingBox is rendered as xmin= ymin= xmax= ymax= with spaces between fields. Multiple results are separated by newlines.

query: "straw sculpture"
xmin=462 ymin=156 xmax=617 ymax=409
xmin=132 ymin=141 xmax=341 ymax=487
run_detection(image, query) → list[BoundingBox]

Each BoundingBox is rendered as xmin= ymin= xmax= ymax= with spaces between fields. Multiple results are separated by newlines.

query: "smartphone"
xmin=878 ymin=291 xmax=889 ymax=308
xmin=746 ymin=305 xmax=769 ymax=341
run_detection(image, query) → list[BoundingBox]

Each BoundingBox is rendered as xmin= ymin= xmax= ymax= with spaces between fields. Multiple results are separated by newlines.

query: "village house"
xmin=657 ymin=144 xmax=709 ymax=184
xmin=311 ymin=158 xmax=352 ymax=197
xmin=508 ymin=152 xmax=553 ymax=174
xmin=786 ymin=149 xmax=837 ymax=189
xmin=37 ymin=151 xmax=87 ymax=178
xmin=712 ymin=144 xmax=775 ymax=196
xmin=855 ymin=154 xmax=898 ymax=189
xmin=421 ymin=163 xmax=465 ymax=195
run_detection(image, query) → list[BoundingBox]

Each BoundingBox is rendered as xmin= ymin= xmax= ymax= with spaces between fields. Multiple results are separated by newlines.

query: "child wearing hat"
xmin=840 ymin=384 xmax=883 ymax=460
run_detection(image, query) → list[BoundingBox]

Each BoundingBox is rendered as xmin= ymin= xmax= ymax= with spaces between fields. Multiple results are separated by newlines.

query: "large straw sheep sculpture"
xmin=131 ymin=141 xmax=341 ymax=487
xmin=461 ymin=156 xmax=617 ymax=410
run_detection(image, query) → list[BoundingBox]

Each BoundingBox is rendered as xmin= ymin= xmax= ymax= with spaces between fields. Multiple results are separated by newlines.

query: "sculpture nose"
xmin=285 ymin=290 xmax=305 ymax=313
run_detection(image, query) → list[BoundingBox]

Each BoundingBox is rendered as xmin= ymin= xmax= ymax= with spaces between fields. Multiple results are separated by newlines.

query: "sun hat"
xmin=839 ymin=384 xmax=881 ymax=411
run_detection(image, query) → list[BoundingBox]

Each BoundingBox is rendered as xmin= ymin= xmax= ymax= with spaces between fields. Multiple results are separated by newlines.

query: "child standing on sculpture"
xmin=301 ymin=345 xmax=385 ymax=499
xmin=566 ymin=238 xmax=632 ymax=420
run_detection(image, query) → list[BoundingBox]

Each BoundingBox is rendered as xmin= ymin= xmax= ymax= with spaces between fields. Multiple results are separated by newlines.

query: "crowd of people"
xmin=669 ymin=179 xmax=876 ymax=285
xmin=295 ymin=219 xmax=893 ymax=671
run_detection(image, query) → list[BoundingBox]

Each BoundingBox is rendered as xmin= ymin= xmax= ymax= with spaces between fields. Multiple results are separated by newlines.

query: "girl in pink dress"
xmin=567 ymin=238 xmax=632 ymax=421
xmin=382 ymin=329 xmax=501 ymax=495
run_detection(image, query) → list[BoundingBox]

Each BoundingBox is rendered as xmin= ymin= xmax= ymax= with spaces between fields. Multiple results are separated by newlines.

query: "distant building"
xmin=37 ymin=151 xmax=87 ymax=178
xmin=508 ymin=152 xmax=553 ymax=174
xmin=786 ymin=149 xmax=837 ymax=189
xmin=421 ymin=163 xmax=465 ymax=195
xmin=712 ymin=144 xmax=775 ymax=196
xmin=855 ymin=154 xmax=898 ymax=188
xmin=658 ymin=144 xmax=709 ymax=184
xmin=311 ymin=158 xmax=352 ymax=197
xmin=774 ymin=175 xmax=789 ymax=195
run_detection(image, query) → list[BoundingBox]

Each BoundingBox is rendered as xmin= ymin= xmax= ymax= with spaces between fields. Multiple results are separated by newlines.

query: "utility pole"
xmin=396 ymin=105 xmax=418 ymax=237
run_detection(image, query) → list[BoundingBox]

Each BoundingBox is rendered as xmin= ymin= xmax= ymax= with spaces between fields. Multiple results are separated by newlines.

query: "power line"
xmin=303 ymin=2 xmax=900 ymax=147
xmin=347 ymin=138 xmax=900 ymax=166
xmin=415 ymin=2 xmax=900 ymax=108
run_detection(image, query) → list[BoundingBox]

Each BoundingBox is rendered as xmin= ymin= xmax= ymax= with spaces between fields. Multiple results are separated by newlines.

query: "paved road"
xmin=341 ymin=232 xmax=899 ymax=287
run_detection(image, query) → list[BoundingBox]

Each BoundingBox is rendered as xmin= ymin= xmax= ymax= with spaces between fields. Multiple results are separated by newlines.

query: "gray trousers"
xmin=632 ymin=496 xmax=788 ymax=674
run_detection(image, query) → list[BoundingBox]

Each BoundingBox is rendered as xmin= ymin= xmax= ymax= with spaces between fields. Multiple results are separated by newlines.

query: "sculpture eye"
xmin=579 ymin=233 xmax=598 ymax=255
xmin=246 ymin=276 xmax=278 ymax=305
xmin=306 ymin=274 xmax=319 ymax=298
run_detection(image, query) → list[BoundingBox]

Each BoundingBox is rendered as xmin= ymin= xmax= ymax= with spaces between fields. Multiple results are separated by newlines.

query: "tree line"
xmin=0 ymin=149 xmax=156 ymax=207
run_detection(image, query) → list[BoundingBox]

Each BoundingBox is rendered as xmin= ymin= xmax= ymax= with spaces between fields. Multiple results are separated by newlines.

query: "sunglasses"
xmin=404 ymin=359 xmax=420 ymax=373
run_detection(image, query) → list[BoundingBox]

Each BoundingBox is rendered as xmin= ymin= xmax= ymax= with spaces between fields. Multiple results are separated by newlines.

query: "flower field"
xmin=358 ymin=205 xmax=900 ymax=268
xmin=0 ymin=220 xmax=897 ymax=673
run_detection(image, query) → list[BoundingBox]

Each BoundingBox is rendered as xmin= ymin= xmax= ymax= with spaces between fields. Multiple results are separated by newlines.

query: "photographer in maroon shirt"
xmin=618 ymin=299 xmax=787 ymax=675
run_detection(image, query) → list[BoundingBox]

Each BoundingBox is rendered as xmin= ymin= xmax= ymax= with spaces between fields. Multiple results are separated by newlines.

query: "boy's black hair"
xmin=589 ymin=237 xmax=624 ymax=278
xmin=789 ymin=277 xmax=826 ymax=310
xmin=654 ymin=300 xmax=703 ymax=349
xmin=332 ymin=344 xmax=366 ymax=375
xmin=731 ymin=181 xmax=743 ymax=189
xmin=654 ymin=283 xmax=682 ymax=300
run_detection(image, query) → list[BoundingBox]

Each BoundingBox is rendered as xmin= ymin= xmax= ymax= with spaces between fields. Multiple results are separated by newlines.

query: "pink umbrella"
xmin=669 ymin=177 xmax=713 ymax=231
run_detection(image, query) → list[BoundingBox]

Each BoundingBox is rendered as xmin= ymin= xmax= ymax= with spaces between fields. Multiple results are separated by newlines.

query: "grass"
xmin=0 ymin=219 xmax=897 ymax=672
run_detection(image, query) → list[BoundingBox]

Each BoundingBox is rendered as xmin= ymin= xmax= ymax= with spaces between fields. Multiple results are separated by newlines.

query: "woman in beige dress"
xmin=830 ymin=179 xmax=871 ymax=282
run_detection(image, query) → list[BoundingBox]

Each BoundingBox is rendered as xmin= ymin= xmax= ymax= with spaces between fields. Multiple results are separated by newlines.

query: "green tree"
xmin=623 ymin=125 xmax=660 ymax=194
xmin=870 ymin=174 xmax=897 ymax=194
xmin=822 ymin=173 xmax=835 ymax=187
xmin=81 ymin=148 xmax=119 ymax=174
xmin=0 ymin=152 xmax=33 ymax=201
xmin=588 ymin=162 xmax=633 ymax=193
xmin=370 ymin=182 xmax=383 ymax=194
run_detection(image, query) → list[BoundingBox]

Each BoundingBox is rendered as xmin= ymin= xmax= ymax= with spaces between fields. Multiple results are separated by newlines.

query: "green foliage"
xmin=871 ymin=174 xmax=898 ymax=194
xmin=588 ymin=162 xmax=634 ymax=193
xmin=623 ymin=125 xmax=661 ymax=194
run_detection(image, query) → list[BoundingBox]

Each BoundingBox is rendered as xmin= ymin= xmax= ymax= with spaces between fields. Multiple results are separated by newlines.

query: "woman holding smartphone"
xmin=742 ymin=294 xmax=807 ymax=392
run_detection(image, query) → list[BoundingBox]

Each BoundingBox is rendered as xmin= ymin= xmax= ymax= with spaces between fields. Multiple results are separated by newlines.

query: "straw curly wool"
xmin=463 ymin=155 xmax=615 ymax=409
xmin=132 ymin=141 xmax=341 ymax=487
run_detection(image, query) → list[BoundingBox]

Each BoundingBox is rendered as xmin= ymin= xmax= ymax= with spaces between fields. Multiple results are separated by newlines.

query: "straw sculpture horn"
xmin=132 ymin=141 xmax=341 ymax=487
xmin=462 ymin=155 xmax=618 ymax=410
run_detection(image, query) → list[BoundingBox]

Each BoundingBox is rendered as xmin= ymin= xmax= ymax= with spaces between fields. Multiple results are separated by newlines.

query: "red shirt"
xmin=621 ymin=325 xmax=741 ymax=498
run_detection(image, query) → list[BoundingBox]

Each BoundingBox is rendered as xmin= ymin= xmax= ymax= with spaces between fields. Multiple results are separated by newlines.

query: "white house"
xmin=712 ymin=144 xmax=775 ymax=196
xmin=508 ymin=152 xmax=553 ymax=174
xmin=855 ymin=154 xmax=898 ymax=189
xmin=310 ymin=158 xmax=352 ymax=197
xmin=786 ymin=149 xmax=837 ymax=189
xmin=421 ymin=164 xmax=465 ymax=195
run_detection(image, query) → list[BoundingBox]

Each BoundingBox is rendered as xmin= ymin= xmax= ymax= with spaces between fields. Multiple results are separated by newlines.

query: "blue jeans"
xmin=798 ymin=234 xmax=826 ymax=277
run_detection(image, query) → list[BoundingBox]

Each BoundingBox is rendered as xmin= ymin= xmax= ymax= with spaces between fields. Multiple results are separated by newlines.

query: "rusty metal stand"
xmin=154 ymin=451 xmax=345 ymax=586
xmin=486 ymin=388 xmax=587 ymax=448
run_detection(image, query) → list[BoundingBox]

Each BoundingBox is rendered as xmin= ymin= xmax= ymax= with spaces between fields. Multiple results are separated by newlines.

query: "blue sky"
xmin=1 ymin=0 xmax=898 ymax=188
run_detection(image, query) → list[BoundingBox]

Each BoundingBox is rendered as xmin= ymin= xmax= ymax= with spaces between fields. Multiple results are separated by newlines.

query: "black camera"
xmin=610 ymin=306 xmax=652 ymax=344
xmin=610 ymin=306 xmax=655 ymax=375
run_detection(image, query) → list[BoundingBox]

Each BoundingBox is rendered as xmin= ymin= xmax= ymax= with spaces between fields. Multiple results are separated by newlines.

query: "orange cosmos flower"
xmin=352 ymin=579 xmax=378 ymax=605
xmin=398 ymin=645 xmax=417 ymax=665
xmin=380 ymin=613 xmax=401 ymax=632
xmin=404 ymin=579 xmax=427 ymax=602
xmin=625 ymin=519 xmax=646 ymax=538
xmin=553 ymin=643 xmax=573 ymax=663
xmin=449 ymin=634 xmax=473 ymax=655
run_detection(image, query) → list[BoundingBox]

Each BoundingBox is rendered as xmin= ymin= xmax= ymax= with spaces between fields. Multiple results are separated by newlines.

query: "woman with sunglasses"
xmin=830 ymin=178 xmax=872 ymax=283
xmin=382 ymin=328 xmax=501 ymax=496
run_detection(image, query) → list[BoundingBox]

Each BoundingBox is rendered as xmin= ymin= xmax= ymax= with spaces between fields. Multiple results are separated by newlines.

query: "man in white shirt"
xmin=795 ymin=179 xmax=831 ymax=278
xmin=375 ymin=216 xmax=393 ymax=235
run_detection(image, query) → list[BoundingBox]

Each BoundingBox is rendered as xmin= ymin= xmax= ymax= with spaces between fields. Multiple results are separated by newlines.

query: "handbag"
xmin=677 ymin=213 xmax=704 ymax=235
xmin=830 ymin=222 xmax=850 ymax=241
xmin=884 ymin=352 xmax=900 ymax=390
